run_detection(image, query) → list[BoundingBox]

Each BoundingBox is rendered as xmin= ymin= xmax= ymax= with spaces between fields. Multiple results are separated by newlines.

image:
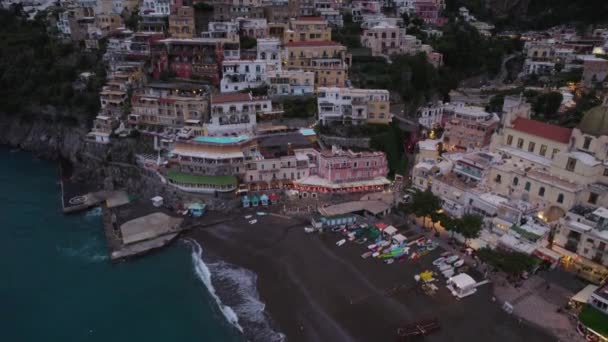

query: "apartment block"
xmin=284 ymin=41 xmax=351 ymax=88
xmin=317 ymin=87 xmax=390 ymax=124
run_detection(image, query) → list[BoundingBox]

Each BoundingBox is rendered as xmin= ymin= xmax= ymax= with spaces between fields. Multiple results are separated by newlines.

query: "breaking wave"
xmin=185 ymin=239 xmax=285 ymax=342
xmin=186 ymin=239 xmax=243 ymax=332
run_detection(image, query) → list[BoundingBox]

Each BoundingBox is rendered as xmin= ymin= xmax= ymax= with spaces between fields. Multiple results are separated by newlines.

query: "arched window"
xmin=557 ymin=193 xmax=564 ymax=204
xmin=260 ymin=52 xmax=266 ymax=59
xmin=525 ymin=182 xmax=531 ymax=191
xmin=513 ymin=177 xmax=519 ymax=186
xmin=381 ymin=32 xmax=387 ymax=38
xmin=495 ymin=174 xmax=502 ymax=183
xmin=539 ymin=187 xmax=545 ymax=197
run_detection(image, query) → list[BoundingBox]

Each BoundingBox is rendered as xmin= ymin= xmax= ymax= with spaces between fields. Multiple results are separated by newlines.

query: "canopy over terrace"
xmin=294 ymin=176 xmax=391 ymax=193
xmin=318 ymin=200 xmax=391 ymax=217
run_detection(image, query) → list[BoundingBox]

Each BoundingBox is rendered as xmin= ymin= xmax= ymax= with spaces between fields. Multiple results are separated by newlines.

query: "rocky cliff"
xmin=0 ymin=116 xmax=238 ymax=210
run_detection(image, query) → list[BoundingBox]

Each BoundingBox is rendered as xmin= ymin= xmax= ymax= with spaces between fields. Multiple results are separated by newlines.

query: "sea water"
xmin=0 ymin=148 xmax=242 ymax=342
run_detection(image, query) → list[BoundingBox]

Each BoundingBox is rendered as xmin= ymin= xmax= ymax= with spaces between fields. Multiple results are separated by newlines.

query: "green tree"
xmin=532 ymin=92 xmax=563 ymax=119
xmin=240 ymin=36 xmax=257 ymax=49
xmin=459 ymin=213 xmax=483 ymax=244
xmin=411 ymin=189 xmax=441 ymax=229
xmin=442 ymin=214 xmax=461 ymax=238
xmin=477 ymin=247 xmax=538 ymax=276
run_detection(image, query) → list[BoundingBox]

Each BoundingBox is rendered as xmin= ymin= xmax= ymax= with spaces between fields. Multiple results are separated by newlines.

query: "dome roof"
xmin=577 ymin=104 xmax=608 ymax=137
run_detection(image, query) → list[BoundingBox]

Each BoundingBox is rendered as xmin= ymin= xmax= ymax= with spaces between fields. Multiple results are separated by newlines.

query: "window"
xmin=589 ymin=192 xmax=599 ymax=205
xmin=495 ymin=174 xmax=502 ymax=183
xmin=506 ymin=135 xmax=513 ymax=145
xmin=566 ymin=157 xmax=577 ymax=171
xmin=557 ymin=193 xmax=564 ymax=204
xmin=552 ymin=148 xmax=560 ymax=159
xmin=539 ymin=187 xmax=545 ymax=197
xmin=525 ymin=182 xmax=531 ymax=191
xmin=513 ymin=177 xmax=519 ymax=186
xmin=517 ymin=138 xmax=524 ymax=149
xmin=528 ymin=141 xmax=535 ymax=152
xmin=604 ymin=168 xmax=608 ymax=176
xmin=583 ymin=136 xmax=592 ymax=150
xmin=539 ymin=145 xmax=547 ymax=157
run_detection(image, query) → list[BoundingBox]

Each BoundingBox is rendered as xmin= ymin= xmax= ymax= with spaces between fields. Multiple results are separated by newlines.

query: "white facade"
xmin=317 ymin=87 xmax=390 ymax=124
xmin=523 ymin=60 xmax=556 ymax=75
xmin=267 ymin=70 xmax=315 ymax=96
xmin=207 ymin=93 xmax=273 ymax=136
xmin=256 ymin=38 xmax=282 ymax=71
xmin=57 ymin=11 xmax=71 ymax=36
xmin=220 ymin=60 xmax=269 ymax=93
xmin=418 ymin=101 xmax=445 ymax=129
xmin=208 ymin=21 xmax=239 ymax=34
xmin=142 ymin=0 xmax=169 ymax=15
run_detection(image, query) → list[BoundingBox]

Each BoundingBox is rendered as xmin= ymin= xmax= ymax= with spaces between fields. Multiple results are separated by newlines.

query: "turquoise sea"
xmin=0 ymin=148 xmax=243 ymax=342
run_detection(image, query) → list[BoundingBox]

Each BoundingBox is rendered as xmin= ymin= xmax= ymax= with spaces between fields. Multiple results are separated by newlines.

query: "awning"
xmin=571 ymin=285 xmax=599 ymax=303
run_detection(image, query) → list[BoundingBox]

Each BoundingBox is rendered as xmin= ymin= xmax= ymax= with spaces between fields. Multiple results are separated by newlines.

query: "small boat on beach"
xmin=397 ymin=318 xmax=441 ymax=339
xmin=336 ymin=239 xmax=346 ymax=247
xmin=453 ymin=259 xmax=465 ymax=268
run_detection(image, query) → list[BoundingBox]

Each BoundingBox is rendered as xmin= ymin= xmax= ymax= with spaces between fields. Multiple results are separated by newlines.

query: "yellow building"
xmin=489 ymin=97 xmax=608 ymax=213
xmin=284 ymin=41 xmax=351 ymax=88
xmin=169 ymin=6 xmax=195 ymax=39
xmin=283 ymin=17 xmax=332 ymax=43
xmin=128 ymin=83 xmax=208 ymax=135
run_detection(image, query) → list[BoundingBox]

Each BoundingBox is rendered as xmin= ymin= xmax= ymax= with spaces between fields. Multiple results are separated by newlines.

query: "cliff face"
xmin=0 ymin=116 xmax=237 ymax=210
xmin=0 ymin=116 xmax=141 ymax=192
xmin=0 ymin=117 xmax=88 ymax=161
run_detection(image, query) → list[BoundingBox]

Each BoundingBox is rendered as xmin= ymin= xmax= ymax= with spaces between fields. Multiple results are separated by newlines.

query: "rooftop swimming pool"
xmin=194 ymin=135 xmax=250 ymax=144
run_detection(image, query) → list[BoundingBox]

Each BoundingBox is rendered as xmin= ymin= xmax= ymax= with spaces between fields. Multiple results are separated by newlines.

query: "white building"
xmin=256 ymin=38 xmax=282 ymax=71
xmin=418 ymin=101 xmax=445 ymax=129
xmin=220 ymin=60 xmax=269 ymax=93
xmin=207 ymin=92 xmax=273 ymax=136
xmin=317 ymin=87 xmax=391 ymax=124
xmin=56 ymin=11 xmax=72 ymax=36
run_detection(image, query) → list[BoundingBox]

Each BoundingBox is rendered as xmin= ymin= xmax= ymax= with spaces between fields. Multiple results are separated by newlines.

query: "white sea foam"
xmin=185 ymin=239 xmax=244 ymax=333
xmin=209 ymin=261 xmax=286 ymax=342
xmin=57 ymin=238 xmax=107 ymax=263
xmin=185 ymin=239 xmax=285 ymax=342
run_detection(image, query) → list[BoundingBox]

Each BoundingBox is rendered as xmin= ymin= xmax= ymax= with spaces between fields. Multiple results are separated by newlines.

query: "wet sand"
xmin=188 ymin=212 xmax=554 ymax=342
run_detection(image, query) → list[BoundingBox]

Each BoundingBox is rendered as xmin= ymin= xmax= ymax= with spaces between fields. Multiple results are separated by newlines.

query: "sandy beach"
xmin=188 ymin=212 xmax=555 ymax=342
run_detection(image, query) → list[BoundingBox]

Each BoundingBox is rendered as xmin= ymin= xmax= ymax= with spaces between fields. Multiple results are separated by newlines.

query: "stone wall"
xmin=318 ymin=134 xmax=371 ymax=149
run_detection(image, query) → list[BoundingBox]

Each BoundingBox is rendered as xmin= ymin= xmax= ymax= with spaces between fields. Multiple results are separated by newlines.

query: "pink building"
xmin=443 ymin=104 xmax=500 ymax=150
xmin=360 ymin=22 xmax=410 ymax=57
xmin=427 ymin=52 xmax=443 ymax=67
xmin=413 ymin=0 xmax=446 ymax=26
xmin=583 ymin=58 xmax=608 ymax=88
xmin=293 ymin=147 xmax=390 ymax=193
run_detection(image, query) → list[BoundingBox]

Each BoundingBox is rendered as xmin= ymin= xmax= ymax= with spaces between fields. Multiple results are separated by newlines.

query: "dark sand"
xmin=189 ymin=212 xmax=554 ymax=342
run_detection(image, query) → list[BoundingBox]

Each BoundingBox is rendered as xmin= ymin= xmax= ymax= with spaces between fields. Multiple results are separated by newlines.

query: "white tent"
xmin=384 ymin=225 xmax=398 ymax=237
xmin=392 ymin=233 xmax=407 ymax=245
xmin=447 ymin=273 xmax=477 ymax=298
xmin=151 ymin=196 xmax=164 ymax=207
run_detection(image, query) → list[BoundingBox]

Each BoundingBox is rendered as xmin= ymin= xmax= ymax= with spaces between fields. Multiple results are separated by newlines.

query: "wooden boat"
xmin=397 ymin=318 xmax=441 ymax=339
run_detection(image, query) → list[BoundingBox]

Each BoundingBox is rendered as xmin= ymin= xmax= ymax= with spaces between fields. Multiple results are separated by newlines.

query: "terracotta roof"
xmin=211 ymin=92 xmax=252 ymax=104
xmin=296 ymin=16 xmax=325 ymax=21
xmin=511 ymin=117 xmax=572 ymax=143
xmin=284 ymin=40 xmax=342 ymax=47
